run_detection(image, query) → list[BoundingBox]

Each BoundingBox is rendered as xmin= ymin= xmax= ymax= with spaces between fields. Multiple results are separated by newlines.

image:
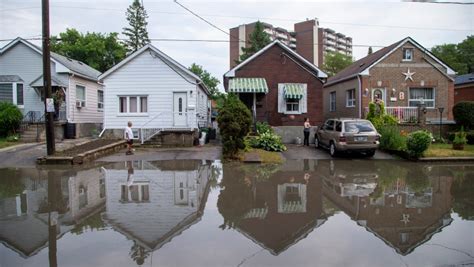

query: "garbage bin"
xmin=65 ymin=123 xmax=76 ymax=139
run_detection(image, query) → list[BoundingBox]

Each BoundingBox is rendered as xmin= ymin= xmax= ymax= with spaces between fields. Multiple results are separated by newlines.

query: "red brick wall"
xmin=294 ymin=20 xmax=315 ymax=65
xmin=225 ymin=45 xmax=325 ymax=126
xmin=454 ymin=84 xmax=474 ymax=104
xmin=229 ymin=27 xmax=240 ymax=68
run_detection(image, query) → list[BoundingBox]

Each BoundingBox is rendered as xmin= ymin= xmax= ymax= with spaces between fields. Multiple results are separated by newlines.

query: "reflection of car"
xmin=314 ymin=119 xmax=380 ymax=157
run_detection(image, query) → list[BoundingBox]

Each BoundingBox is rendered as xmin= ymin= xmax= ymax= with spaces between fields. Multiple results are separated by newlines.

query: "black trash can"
xmin=65 ymin=123 xmax=76 ymax=139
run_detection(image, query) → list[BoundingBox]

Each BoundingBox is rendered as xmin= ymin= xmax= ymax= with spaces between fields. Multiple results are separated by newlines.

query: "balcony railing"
xmin=385 ymin=107 xmax=418 ymax=123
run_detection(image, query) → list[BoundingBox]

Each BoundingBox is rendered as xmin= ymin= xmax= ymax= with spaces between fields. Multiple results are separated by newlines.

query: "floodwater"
xmin=0 ymin=160 xmax=473 ymax=267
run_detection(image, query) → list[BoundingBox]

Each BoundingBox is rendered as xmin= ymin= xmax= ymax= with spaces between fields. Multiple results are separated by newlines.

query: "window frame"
xmin=118 ymin=95 xmax=149 ymax=116
xmin=76 ymin=85 xmax=86 ymax=107
xmin=402 ymin=48 xmax=413 ymax=61
xmin=0 ymin=82 xmax=24 ymax=108
xmin=97 ymin=89 xmax=104 ymax=111
xmin=408 ymin=87 xmax=435 ymax=108
xmin=346 ymin=89 xmax=356 ymax=108
xmin=329 ymin=91 xmax=336 ymax=112
xmin=285 ymin=98 xmax=300 ymax=114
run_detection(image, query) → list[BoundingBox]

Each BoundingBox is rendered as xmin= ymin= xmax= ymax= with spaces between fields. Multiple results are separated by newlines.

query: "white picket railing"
xmin=385 ymin=107 xmax=418 ymax=123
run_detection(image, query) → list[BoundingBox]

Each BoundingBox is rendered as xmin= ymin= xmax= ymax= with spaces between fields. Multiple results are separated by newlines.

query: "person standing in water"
xmin=303 ymin=117 xmax=311 ymax=146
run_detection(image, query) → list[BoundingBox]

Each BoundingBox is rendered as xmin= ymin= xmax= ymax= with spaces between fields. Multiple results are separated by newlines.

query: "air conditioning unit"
xmin=76 ymin=100 xmax=85 ymax=108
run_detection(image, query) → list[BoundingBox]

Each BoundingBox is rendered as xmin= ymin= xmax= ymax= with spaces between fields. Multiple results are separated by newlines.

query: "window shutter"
xmin=278 ymin=84 xmax=285 ymax=113
xmin=301 ymin=84 xmax=307 ymax=113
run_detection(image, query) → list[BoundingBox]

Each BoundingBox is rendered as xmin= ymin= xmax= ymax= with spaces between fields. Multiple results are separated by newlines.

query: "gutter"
xmin=357 ymin=75 xmax=362 ymax=118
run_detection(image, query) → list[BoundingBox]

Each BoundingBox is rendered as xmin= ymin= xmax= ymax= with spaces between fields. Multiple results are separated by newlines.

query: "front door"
xmin=173 ymin=92 xmax=187 ymax=126
xmin=372 ymin=88 xmax=386 ymax=103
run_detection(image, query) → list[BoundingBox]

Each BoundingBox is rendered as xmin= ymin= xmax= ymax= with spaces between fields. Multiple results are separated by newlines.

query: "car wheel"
xmin=329 ymin=142 xmax=338 ymax=157
xmin=365 ymin=150 xmax=376 ymax=157
xmin=315 ymin=137 xmax=320 ymax=148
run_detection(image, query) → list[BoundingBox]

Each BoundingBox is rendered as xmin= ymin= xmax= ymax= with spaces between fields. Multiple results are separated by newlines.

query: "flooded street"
xmin=0 ymin=160 xmax=473 ymax=267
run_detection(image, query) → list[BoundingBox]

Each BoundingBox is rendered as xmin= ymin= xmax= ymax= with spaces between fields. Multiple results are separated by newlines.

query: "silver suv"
xmin=315 ymin=119 xmax=380 ymax=157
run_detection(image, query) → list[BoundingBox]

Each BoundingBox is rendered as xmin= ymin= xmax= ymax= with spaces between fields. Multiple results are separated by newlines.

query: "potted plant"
xmin=452 ymin=127 xmax=467 ymax=150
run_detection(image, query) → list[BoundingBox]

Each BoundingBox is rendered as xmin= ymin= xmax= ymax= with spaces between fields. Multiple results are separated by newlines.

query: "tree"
xmin=322 ymin=51 xmax=354 ymax=77
xmin=368 ymin=46 xmax=373 ymax=55
xmin=122 ymin=0 xmax=150 ymax=53
xmin=238 ymin=21 xmax=271 ymax=63
xmin=51 ymin=28 xmax=127 ymax=72
xmin=431 ymin=35 xmax=474 ymax=75
xmin=188 ymin=63 xmax=220 ymax=98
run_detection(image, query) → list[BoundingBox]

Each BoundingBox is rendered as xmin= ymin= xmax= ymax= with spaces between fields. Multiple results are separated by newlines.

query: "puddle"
xmin=0 ymin=160 xmax=473 ymax=266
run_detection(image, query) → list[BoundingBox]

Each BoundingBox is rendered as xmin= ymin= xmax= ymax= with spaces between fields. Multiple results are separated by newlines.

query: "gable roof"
xmin=455 ymin=73 xmax=474 ymax=86
xmin=98 ymin=43 xmax=209 ymax=95
xmin=325 ymin=37 xmax=456 ymax=87
xmin=224 ymin=40 xmax=328 ymax=79
xmin=0 ymin=37 xmax=101 ymax=81
xmin=0 ymin=75 xmax=23 ymax=83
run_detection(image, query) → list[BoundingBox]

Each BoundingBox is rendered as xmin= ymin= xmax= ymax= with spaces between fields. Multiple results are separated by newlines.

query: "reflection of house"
xmin=101 ymin=160 xmax=212 ymax=252
xmin=0 ymin=168 xmax=106 ymax=258
xmin=320 ymin=161 xmax=454 ymax=255
xmin=221 ymin=165 xmax=327 ymax=255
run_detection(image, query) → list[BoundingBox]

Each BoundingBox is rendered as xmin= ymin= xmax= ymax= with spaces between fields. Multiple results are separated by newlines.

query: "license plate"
xmin=355 ymin=136 xmax=367 ymax=142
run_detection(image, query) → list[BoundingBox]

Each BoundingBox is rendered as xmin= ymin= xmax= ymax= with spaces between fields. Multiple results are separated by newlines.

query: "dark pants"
xmin=304 ymin=130 xmax=310 ymax=146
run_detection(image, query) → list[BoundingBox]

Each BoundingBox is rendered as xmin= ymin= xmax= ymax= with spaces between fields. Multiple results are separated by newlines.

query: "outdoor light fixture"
xmin=364 ymin=88 xmax=369 ymax=96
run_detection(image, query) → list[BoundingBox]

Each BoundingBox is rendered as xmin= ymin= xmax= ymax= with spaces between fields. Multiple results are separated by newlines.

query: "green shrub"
xmin=6 ymin=134 xmax=20 ymax=142
xmin=453 ymin=126 xmax=468 ymax=146
xmin=378 ymin=126 xmax=406 ymax=151
xmin=217 ymin=94 xmax=252 ymax=159
xmin=406 ymin=130 xmax=432 ymax=158
xmin=0 ymin=102 xmax=23 ymax=137
xmin=256 ymin=122 xmax=273 ymax=134
xmin=250 ymin=132 xmax=286 ymax=152
xmin=447 ymin=130 xmax=474 ymax=145
xmin=366 ymin=101 xmax=397 ymax=131
xmin=453 ymin=101 xmax=474 ymax=130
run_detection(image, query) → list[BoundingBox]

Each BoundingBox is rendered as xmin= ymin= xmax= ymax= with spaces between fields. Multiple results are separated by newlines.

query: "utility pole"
xmin=42 ymin=0 xmax=55 ymax=155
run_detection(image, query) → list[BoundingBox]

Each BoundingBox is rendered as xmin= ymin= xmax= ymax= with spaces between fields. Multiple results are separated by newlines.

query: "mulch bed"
xmin=55 ymin=139 xmax=121 ymax=157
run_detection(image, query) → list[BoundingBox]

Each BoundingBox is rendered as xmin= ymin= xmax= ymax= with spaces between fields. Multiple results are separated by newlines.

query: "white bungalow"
xmin=98 ymin=44 xmax=211 ymax=144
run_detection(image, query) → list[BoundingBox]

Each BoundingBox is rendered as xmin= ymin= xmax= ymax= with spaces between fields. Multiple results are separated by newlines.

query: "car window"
xmin=335 ymin=121 xmax=342 ymax=132
xmin=344 ymin=121 xmax=375 ymax=133
xmin=324 ymin=120 xmax=334 ymax=131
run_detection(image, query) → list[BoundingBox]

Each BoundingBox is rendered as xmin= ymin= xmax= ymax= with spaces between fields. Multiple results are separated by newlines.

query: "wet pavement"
xmin=0 ymin=159 xmax=473 ymax=267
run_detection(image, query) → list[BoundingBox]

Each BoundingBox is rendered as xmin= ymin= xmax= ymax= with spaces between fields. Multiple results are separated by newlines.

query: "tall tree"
xmin=189 ymin=63 xmax=220 ymax=98
xmin=51 ymin=28 xmax=126 ymax=72
xmin=322 ymin=51 xmax=354 ymax=77
xmin=238 ymin=21 xmax=271 ymax=63
xmin=122 ymin=0 xmax=150 ymax=53
xmin=368 ymin=46 xmax=373 ymax=55
xmin=431 ymin=35 xmax=473 ymax=75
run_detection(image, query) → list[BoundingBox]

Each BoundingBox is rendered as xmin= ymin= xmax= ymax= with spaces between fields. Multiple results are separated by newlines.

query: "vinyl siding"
xmin=68 ymin=75 xmax=103 ymax=123
xmin=102 ymin=49 xmax=200 ymax=129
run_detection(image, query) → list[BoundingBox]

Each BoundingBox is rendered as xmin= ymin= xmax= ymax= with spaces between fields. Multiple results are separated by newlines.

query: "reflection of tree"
xmin=217 ymin=166 xmax=254 ymax=229
xmin=70 ymin=211 xmax=107 ymax=235
xmin=0 ymin=170 xmax=24 ymax=198
xmin=370 ymin=163 xmax=408 ymax=199
xmin=406 ymin=167 xmax=430 ymax=193
xmin=209 ymin=164 xmax=221 ymax=189
xmin=239 ymin=164 xmax=281 ymax=182
xmin=129 ymin=241 xmax=149 ymax=266
xmin=451 ymin=171 xmax=474 ymax=220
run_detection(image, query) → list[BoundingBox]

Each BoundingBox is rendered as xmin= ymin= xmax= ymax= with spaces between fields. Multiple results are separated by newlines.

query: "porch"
xmin=363 ymin=106 xmax=450 ymax=124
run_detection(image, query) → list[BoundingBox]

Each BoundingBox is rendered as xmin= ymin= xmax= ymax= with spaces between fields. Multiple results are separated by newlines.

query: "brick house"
xmin=223 ymin=40 xmax=327 ymax=129
xmin=454 ymin=73 xmax=474 ymax=104
xmin=323 ymin=37 xmax=456 ymax=124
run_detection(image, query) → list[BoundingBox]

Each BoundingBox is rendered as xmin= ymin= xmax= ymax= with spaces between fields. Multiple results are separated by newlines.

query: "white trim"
xmin=346 ymin=89 xmax=356 ymax=107
xmin=329 ymin=91 xmax=336 ymax=112
xmin=358 ymin=37 xmax=456 ymax=76
xmin=224 ymin=40 xmax=328 ymax=78
xmin=408 ymin=87 xmax=436 ymax=108
xmin=118 ymin=95 xmax=149 ymax=115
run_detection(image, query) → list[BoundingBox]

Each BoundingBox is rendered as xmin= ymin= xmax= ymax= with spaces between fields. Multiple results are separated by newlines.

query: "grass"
xmin=424 ymin=143 xmax=474 ymax=158
xmin=0 ymin=137 xmax=19 ymax=149
xmin=238 ymin=148 xmax=284 ymax=163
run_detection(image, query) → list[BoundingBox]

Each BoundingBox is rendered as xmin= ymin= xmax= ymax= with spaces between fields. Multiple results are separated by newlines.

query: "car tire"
xmin=329 ymin=142 xmax=338 ymax=157
xmin=315 ymin=137 xmax=320 ymax=148
xmin=365 ymin=150 xmax=376 ymax=157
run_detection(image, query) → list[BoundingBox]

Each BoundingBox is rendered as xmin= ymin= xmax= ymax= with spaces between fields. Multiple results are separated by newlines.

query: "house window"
xmin=329 ymin=91 xmax=336 ymax=112
xmin=346 ymin=89 xmax=355 ymax=107
xmin=409 ymin=88 xmax=435 ymax=108
xmin=97 ymin=90 xmax=104 ymax=110
xmin=76 ymin=85 xmax=86 ymax=106
xmin=286 ymin=99 xmax=299 ymax=112
xmin=403 ymin=48 xmax=413 ymax=61
xmin=118 ymin=96 xmax=148 ymax=114
xmin=0 ymin=83 xmax=24 ymax=106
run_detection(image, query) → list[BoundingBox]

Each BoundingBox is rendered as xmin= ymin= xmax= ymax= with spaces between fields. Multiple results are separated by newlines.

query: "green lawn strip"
xmin=424 ymin=144 xmax=474 ymax=158
xmin=0 ymin=138 xmax=18 ymax=149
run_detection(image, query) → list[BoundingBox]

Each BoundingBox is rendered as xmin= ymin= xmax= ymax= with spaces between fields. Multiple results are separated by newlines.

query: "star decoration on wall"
xmin=403 ymin=68 xmax=416 ymax=81
xmin=400 ymin=214 xmax=410 ymax=225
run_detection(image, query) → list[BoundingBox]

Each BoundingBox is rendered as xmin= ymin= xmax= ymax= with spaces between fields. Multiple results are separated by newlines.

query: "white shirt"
xmin=124 ymin=127 xmax=134 ymax=140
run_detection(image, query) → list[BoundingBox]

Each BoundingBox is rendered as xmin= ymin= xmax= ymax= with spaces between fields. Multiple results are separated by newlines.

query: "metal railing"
xmin=385 ymin=107 xmax=418 ymax=123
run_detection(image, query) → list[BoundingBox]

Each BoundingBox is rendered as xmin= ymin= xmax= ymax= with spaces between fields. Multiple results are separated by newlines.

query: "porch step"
xmin=20 ymin=124 xmax=45 ymax=142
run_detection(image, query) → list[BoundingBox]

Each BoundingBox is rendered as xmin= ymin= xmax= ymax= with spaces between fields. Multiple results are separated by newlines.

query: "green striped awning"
xmin=228 ymin=78 xmax=268 ymax=94
xmin=284 ymin=83 xmax=304 ymax=99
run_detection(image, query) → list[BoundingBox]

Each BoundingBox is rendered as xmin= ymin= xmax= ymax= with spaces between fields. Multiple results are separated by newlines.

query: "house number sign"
xmin=399 ymin=92 xmax=405 ymax=100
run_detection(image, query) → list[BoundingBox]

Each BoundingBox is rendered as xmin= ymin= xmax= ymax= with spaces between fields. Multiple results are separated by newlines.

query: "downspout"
xmin=357 ymin=75 xmax=362 ymax=118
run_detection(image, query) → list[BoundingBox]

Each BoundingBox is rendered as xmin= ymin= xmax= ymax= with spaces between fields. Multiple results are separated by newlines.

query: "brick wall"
xmin=322 ymin=78 xmax=360 ymax=120
xmin=454 ymin=83 xmax=474 ymax=104
xmin=294 ymin=20 xmax=315 ymax=65
xmin=225 ymin=45 xmax=325 ymax=126
xmin=395 ymin=123 xmax=456 ymax=138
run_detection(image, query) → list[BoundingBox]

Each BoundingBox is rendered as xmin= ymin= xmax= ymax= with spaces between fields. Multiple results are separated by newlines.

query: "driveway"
xmin=282 ymin=144 xmax=395 ymax=160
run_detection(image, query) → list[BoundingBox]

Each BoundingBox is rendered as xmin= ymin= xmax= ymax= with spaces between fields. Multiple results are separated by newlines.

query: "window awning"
xmin=228 ymin=78 xmax=268 ymax=94
xmin=284 ymin=84 xmax=304 ymax=99
xmin=30 ymin=74 xmax=67 ymax=88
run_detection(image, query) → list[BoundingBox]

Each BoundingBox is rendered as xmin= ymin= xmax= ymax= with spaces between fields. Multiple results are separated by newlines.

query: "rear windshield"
xmin=344 ymin=121 xmax=375 ymax=133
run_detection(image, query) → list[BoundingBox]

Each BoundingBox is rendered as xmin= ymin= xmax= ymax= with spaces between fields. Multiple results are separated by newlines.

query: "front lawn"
xmin=0 ymin=138 xmax=18 ymax=149
xmin=424 ymin=144 xmax=474 ymax=158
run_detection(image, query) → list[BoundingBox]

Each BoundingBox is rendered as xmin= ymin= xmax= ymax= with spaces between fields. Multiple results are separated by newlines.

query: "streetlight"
xmin=438 ymin=107 xmax=444 ymax=140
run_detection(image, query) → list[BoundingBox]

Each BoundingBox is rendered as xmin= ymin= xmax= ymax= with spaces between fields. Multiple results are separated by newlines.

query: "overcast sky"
xmin=1 ymin=0 xmax=473 ymax=90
